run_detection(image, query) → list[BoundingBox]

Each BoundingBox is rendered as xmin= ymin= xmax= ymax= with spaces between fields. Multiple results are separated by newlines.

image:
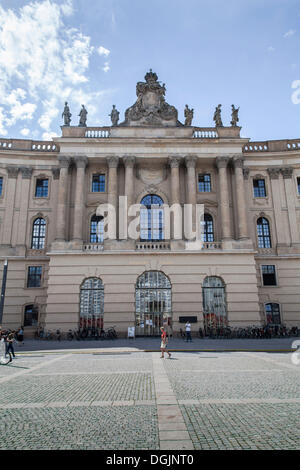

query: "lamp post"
xmin=0 ymin=259 xmax=8 ymax=326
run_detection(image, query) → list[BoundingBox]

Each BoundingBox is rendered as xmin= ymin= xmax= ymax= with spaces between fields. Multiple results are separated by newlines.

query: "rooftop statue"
xmin=62 ymin=102 xmax=71 ymax=126
xmin=184 ymin=104 xmax=194 ymax=126
xmin=213 ymin=104 xmax=223 ymax=127
xmin=231 ymin=104 xmax=240 ymax=127
xmin=120 ymin=69 xmax=180 ymax=127
xmin=109 ymin=105 xmax=120 ymax=126
xmin=78 ymin=105 xmax=87 ymax=127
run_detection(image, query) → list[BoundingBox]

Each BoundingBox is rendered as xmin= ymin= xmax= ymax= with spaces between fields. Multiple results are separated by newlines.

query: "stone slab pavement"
xmin=0 ymin=348 xmax=299 ymax=450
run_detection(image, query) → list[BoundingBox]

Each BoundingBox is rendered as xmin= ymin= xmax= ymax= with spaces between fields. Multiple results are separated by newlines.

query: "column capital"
xmin=20 ymin=166 xmax=33 ymax=179
xmin=215 ymin=156 xmax=229 ymax=169
xmin=58 ymin=156 xmax=72 ymax=169
xmin=232 ymin=156 xmax=244 ymax=169
xmin=168 ymin=155 xmax=182 ymax=168
xmin=74 ymin=156 xmax=88 ymax=169
xmin=185 ymin=155 xmax=197 ymax=168
xmin=267 ymin=167 xmax=281 ymax=180
xmin=123 ymin=155 xmax=136 ymax=168
xmin=106 ymin=156 xmax=119 ymax=168
xmin=281 ymin=167 xmax=293 ymax=179
xmin=6 ymin=166 xmax=19 ymax=178
xmin=51 ymin=167 xmax=60 ymax=180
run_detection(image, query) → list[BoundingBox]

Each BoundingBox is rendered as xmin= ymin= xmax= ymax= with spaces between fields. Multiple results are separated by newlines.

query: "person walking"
xmin=17 ymin=326 xmax=24 ymax=345
xmin=185 ymin=321 xmax=192 ymax=342
xmin=6 ymin=331 xmax=16 ymax=359
xmin=160 ymin=326 xmax=171 ymax=359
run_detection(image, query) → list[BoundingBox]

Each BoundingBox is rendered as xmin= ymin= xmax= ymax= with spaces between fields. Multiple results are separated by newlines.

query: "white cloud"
xmin=0 ymin=0 xmax=110 ymax=139
xmin=20 ymin=128 xmax=30 ymax=136
xmin=284 ymin=29 xmax=296 ymax=38
xmin=103 ymin=62 xmax=110 ymax=73
xmin=98 ymin=46 xmax=110 ymax=57
xmin=42 ymin=131 xmax=58 ymax=140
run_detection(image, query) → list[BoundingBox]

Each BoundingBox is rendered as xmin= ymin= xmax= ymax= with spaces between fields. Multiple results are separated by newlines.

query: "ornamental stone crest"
xmin=120 ymin=70 xmax=180 ymax=127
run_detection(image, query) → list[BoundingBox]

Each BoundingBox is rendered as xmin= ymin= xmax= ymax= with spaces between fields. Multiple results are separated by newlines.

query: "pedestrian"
xmin=185 ymin=321 xmax=192 ymax=342
xmin=6 ymin=331 xmax=16 ymax=359
xmin=1 ymin=331 xmax=12 ymax=363
xmin=17 ymin=326 xmax=24 ymax=345
xmin=160 ymin=326 xmax=171 ymax=359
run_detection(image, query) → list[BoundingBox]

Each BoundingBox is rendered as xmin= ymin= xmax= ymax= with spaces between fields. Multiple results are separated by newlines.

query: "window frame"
xmin=257 ymin=217 xmax=272 ymax=249
xmin=26 ymin=266 xmax=43 ymax=288
xmin=253 ymin=178 xmax=267 ymax=198
xmin=261 ymin=264 xmax=277 ymax=286
xmin=91 ymin=173 xmax=106 ymax=193
xmin=35 ymin=178 xmax=49 ymax=198
xmin=198 ymin=173 xmax=211 ymax=193
xmin=31 ymin=217 xmax=46 ymax=250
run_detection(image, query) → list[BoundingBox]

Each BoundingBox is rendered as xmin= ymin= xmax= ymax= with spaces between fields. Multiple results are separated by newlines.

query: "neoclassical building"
xmin=0 ymin=70 xmax=300 ymax=336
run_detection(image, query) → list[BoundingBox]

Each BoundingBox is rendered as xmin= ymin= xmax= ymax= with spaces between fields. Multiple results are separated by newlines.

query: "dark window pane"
xmin=92 ymin=174 xmax=105 ymax=192
xmin=262 ymin=265 xmax=276 ymax=286
xmin=202 ymin=214 xmax=214 ymax=242
xmin=0 ymin=177 xmax=3 ymax=196
xmin=198 ymin=174 xmax=211 ymax=192
xmin=265 ymin=303 xmax=281 ymax=324
xmin=90 ymin=215 xmax=104 ymax=243
xmin=27 ymin=266 xmax=42 ymax=288
xmin=140 ymin=195 xmax=164 ymax=241
xmin=24 ymin=305 xmax=38 ymax=327
xmin=257 ymin=217 xmax=271 ymax=248
xmin=297 ymin=177 xmax=300 ymax=195
xmin=35 ymin=179 xmax=48 ymax=197
xmin=253 ymin=179 xmax=266 ymax=197
xmin=31 ymin=218 xmax=46 ymax=249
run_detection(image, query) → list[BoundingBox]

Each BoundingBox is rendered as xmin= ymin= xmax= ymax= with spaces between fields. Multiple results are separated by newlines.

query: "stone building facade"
xmin=0 ymin=71 xmax=300 ymax=337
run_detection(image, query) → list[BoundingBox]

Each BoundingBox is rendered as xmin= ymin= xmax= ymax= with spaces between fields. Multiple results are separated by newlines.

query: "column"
xmin=216 ymin=156 xmax=232 ymax=240
xmin=267 ymin=167 xmax=286 ymax=245
xmin=123 ymin=155 xmax=135 ymax=208
xmin=17 ymin=167 xmax=33 ymax=246
xmin=185 ymin=155 xmax=197 ymax=235
xmin=169 ymin=156 xmax=181 ymax=239
xmin=281 ymin=167 xmax=298 ymax=244
xmin=72 ymin=156 xmax=88 ymax=242
xmin=2 ymin=166 xmax=19 ymax=245
xmin=232 ymin=156 xmax=248 ymax=239
xmin=106 ymin=156 xmax=119 ymax=240
xmin=55 ymin=156 xmax=71 ymax=241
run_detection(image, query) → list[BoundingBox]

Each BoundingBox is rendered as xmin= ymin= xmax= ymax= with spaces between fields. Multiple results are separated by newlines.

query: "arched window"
xmin=265 ymin=303 xmax=281 ymax=325
xmin=135 ymin=271 xmax=171 ymax=336
xmin=24 ymin=304 xmax=39 ymax=327
xmin=257 ymin=217 xmax=271 ymax=248
xmin=202 ymin=276 xmax=227 ymax=330
xmin=202 ymin=214 xmax=214 ymax=242
xmin=90 ymin=215 xmax=104 ymax=243
xmin=79 ymin=278 xmax=104 ymax=330
xmin=31 ymin=218 xmax=46 ymax=249
xmin=140 ymin=195 xmax=164 ymax=241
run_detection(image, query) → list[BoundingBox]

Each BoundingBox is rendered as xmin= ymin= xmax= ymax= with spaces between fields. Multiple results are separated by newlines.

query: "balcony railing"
xmin=0 ymin=138 xmax=59 ymax=152
xmin=193 ymin=128 xmax=218 ymax=139
xmin=85 ymin=128 xmax=110 ymax=138
xmin=83 ymin=243 xmax=104 ymax=252
xmin=202 ymin=242 xmax=222 ymax=250
xmin=136 ymin=241 xmax=171 ymax=251
xmin=243 ymin=138 xmax=300 ymax=153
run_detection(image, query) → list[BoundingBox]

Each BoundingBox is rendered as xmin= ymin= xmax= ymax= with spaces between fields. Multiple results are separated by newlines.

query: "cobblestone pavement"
xmin=0 ymin=350 xmax=299 ymax=450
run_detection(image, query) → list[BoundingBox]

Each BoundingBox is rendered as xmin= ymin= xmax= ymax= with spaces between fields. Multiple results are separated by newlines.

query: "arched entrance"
xmin=202 ymin=276 xmax=227 ymax=332
xmin=135 ymin=271 xmax=172 ymax=336
xmin=79 ymin=278 xmax=104 ymax=331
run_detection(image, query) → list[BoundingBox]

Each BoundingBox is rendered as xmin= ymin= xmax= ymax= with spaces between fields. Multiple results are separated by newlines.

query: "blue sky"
xmin=0 ymin=0 xmax=300 ymax=141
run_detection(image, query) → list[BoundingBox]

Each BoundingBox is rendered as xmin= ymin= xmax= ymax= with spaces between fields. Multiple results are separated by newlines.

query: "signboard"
xmin=179 ymin=316 xmax=198 ymax=323
xmin=128 ymin=327 xmax=135 ymax=338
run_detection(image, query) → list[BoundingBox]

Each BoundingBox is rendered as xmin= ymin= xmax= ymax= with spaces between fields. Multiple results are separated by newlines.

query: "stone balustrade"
xmin=244 ymin=138 xmax=300 ymax=153
xmin=136 ymin=241 xmax=171 ymax=251
xmin=85 ymin=128 xmax=110 ymax=138
xmin=83 ymin=243 xmax=104 ymax=252
xmin=0 ymin=138 xmax=58 ymax=152
xmin=202 ymin=242 xmax=222 ymax=250
xmin=193 ymin=128 xmax=218 ymax=139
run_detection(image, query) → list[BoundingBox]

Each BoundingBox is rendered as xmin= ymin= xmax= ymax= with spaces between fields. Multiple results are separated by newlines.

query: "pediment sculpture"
xmin=120 ymin=70 xmax=181 ymax=127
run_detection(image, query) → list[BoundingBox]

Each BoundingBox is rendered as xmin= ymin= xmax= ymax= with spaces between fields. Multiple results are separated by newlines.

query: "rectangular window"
xmin=27 ymin=266 xmax=42 ymax=288
xmin=198 ymin=174 xmax=211 ymax=192
xmin=297 ymin=177 xmax=300 ymax=195
xmin=0 ymin=177 xmax=3 ymax=196
xmin=92 ymin=174 xmax=105 ymax=192
xmin=35 ymin=179 xmax=48 ymax=197
xmin=262 ymin=265 xmax=277 ymax=286
xmin=253 ymin=179 xmax=266 ymax=197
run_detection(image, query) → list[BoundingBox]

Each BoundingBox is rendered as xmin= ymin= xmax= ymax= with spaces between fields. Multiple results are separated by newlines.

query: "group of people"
xmin=0 ymin=327 xmax=24 ymax=363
